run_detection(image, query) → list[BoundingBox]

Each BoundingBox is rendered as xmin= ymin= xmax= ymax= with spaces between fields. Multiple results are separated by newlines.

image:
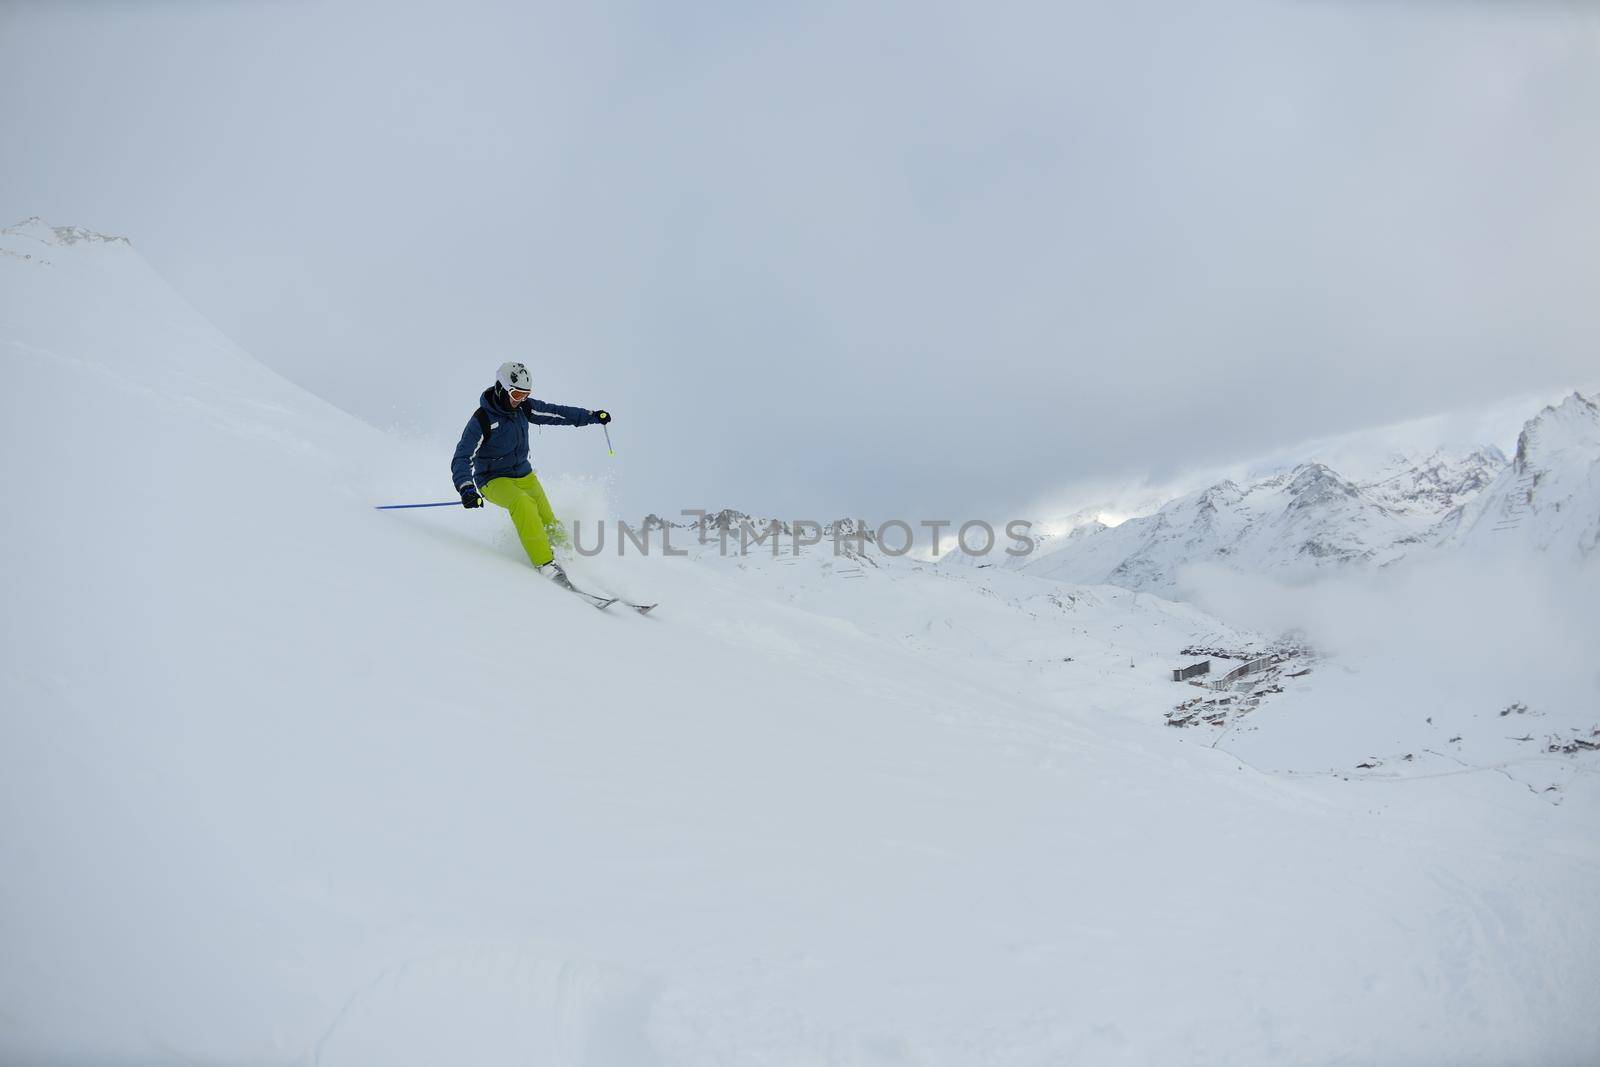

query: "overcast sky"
xmin=3 ymin=0 xmax=1597 ymax=519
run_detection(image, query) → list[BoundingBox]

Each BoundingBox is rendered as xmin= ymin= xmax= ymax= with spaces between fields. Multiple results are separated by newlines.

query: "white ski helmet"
xmin=497 ymin=361 xmax=532 ymax=393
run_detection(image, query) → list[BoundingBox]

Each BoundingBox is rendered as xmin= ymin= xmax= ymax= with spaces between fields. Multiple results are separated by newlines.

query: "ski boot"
xmin=538 ymin=560 xmax=574 ymax=590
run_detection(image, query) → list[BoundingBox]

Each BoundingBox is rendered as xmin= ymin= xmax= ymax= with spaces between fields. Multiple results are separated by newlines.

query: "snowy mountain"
xmin=946 ymin=442 xmax=1511 ymax=586
xmin=3 ymin=221 xmax=1597 ymax=1065
xmin=1018 ymin=462 xmax=1409 ymax=593
xmin=1437 ymin=392 xmax=1600 ymax=561
xmin=1359 ymin=445 xmax=1508 ymax=519
xmin=1000 ymin=438 xmax=1530 ymax=594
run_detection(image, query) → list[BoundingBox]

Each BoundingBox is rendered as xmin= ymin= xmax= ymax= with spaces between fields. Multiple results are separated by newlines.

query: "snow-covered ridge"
xmin=1439 ymin=392 xmax=1600 ymax=560
xmin=991 ymin=403 xmax=1595 ymax=595
xmin=2 ymin=215 xmax=132 ymax=251
xmin=1004 ymin=453 xmax=1469 ymax=594
xmin=639 ymin=509 xmax=884 ymax=560
xmin=640 ymin=509 xmax=879 ymax=539
xmin=1358 ymin=445 xmax=1507 ymax=517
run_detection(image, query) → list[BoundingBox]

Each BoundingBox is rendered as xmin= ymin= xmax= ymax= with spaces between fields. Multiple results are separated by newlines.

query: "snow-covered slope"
xmin=1438 ymin=392 xmax=1600 ymax=561
xmin=3 ymin=222 xmax=1597 ymax=1065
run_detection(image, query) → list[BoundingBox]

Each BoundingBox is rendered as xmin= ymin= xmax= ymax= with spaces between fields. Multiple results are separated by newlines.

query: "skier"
xmin=451 ymin=361 xmax=610 ymax=589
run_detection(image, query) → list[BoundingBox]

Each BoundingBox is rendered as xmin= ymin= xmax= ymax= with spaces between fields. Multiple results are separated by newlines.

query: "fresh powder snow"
xmin=2 ymin=221 xmax=1597 ymax=1065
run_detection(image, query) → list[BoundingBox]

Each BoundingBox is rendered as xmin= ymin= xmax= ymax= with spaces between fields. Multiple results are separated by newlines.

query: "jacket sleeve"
xmin=450 ymin=414 xmax=487 ymax=490
xmin=522 ymin=398 xmax=596 ymax=427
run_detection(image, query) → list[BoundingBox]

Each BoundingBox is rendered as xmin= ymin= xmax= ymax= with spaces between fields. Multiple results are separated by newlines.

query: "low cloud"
xmin=1178 ymin=555 xmax=1600 ymax=714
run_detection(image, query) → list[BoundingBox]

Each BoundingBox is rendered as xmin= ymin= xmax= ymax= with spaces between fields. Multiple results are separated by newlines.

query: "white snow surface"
xmin=2 ymin=223 xmax=1598 ymax=1065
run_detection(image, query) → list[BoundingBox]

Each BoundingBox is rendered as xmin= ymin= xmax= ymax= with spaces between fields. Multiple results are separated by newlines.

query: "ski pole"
xmin=373 ymin=501 xmax=461 ymax=510
xmin=603 ymin=424 xmax=615 ymax=457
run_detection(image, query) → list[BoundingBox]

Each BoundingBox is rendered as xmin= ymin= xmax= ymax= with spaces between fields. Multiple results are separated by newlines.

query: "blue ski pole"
xmin=373 ymin=501 xmax=461 ymax=510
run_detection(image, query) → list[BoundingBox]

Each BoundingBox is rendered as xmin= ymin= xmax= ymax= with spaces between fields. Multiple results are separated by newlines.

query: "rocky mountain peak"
xmin=1514 ymin=392 xmax=1600 ymax=474
xmin=2 ymin=216 xmax=132 ymax=248
xmin=1285 ymin=463 xmax=1359 ymax=509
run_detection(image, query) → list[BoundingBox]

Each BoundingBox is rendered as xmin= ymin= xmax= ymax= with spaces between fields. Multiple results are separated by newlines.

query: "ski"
xmin=563 ymin=583 xmax=619 ymax=610
xmin=545 ymin=564 xmax=650 ymax=614
xmin=580 ymin=586 xmax=655 ymax=614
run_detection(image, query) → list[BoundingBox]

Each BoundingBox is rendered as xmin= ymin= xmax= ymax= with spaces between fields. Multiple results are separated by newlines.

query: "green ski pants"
xmin=481 ymin=472 xmax=565 ymax=567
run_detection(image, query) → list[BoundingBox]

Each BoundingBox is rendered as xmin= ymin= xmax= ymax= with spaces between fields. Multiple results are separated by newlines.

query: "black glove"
xmin=460 ymin=486 xmax=484 ymax=509
xmin=592 ymin=409 xmax=611 ymax=425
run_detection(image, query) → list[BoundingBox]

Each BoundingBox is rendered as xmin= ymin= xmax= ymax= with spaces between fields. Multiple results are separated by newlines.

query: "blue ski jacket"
xmin=451 ymin=386 xmax=600 ymax=491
